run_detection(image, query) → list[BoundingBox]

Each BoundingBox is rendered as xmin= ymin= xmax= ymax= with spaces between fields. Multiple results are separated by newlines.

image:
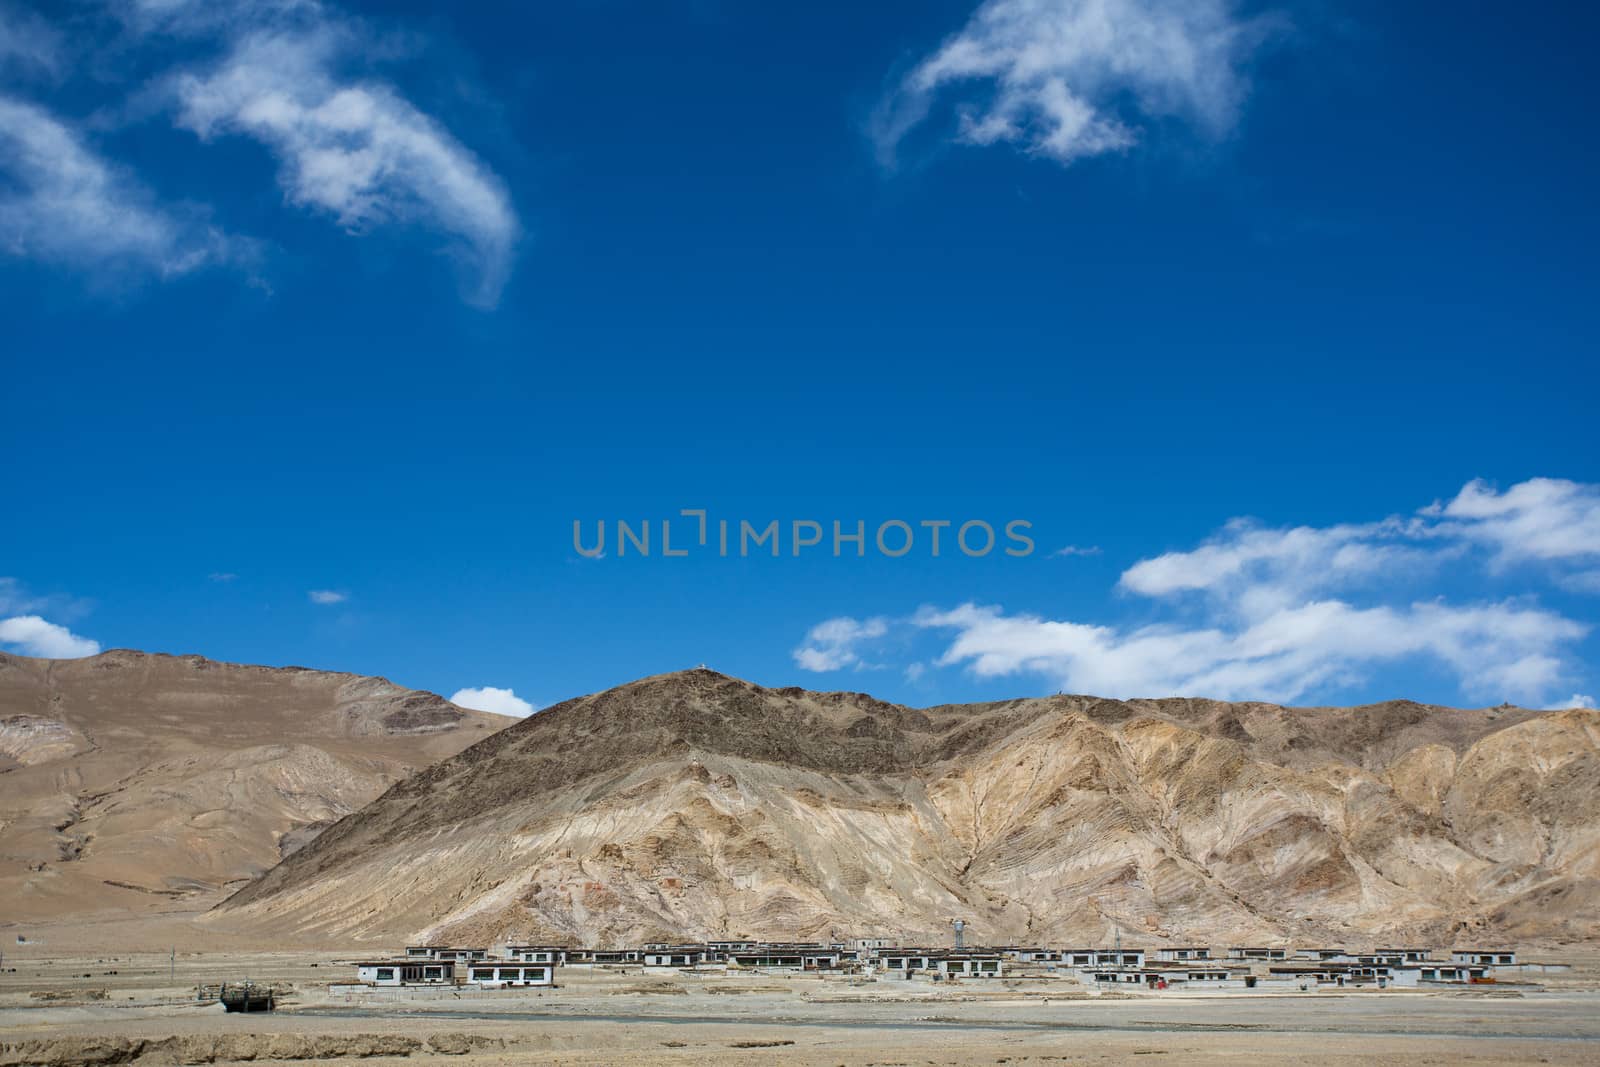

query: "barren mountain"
xmin=0 ymin=650 xmax=511 ymax=923
xmin=215 ymin=669 xmax=1600 ymax=950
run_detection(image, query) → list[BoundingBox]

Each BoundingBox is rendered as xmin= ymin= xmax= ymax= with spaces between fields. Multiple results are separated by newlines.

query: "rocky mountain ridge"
xmin=215 ymin=669 xmax=1600 ymax=949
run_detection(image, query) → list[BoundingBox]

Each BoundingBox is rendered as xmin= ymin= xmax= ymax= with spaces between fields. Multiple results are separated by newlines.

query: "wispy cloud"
xmin=0 ymin=2 xmax=63 ymax=79
xmin=307 ymin=589 xmax=347 ymax=604
xmin=208 ymin=572 xmax=238 ymax=582
xmin=793 ymin=615 xmax=890 ymax=672
xmin=165 ymin=5 xmax=520 ymax=306
xmin=794 ymin=477 xmax=1598 ymax=707
xmin=873 ymin=0 xmax=1275 ymax=168
xmin=914 ymin=598 xmax=1582 ymax=706
xmin=1050 ymin=544 xmax=1102 ymax=558
xmin=1425 ymin=477 xmax=1600 ymax=569
xmin=0 ymin=94 xmax=255 ymax=279
xmin=450 ymin=685 xmax=535 ymax=718
xmin=0 ymin=615 xmax=101 ymax=658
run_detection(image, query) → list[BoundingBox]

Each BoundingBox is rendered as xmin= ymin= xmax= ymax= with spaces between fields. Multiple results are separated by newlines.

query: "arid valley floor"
xmin=2 ymin=913 xmax=1599 ymax=1065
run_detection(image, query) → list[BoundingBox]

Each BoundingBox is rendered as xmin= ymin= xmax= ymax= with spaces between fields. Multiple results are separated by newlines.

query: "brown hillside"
xmin=0 ymin=649 xmax=512 ymax=923
xmin=215 ymin=669 xmax=1600 ymax=950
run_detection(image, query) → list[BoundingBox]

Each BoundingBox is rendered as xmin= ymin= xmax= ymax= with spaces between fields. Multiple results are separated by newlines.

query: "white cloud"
xmin=168 ymin=14 xmax=519 ymax=307
xmin=793 ymin=615 xmax=890 ymax=672
xmin=1429 ymin=478 xmax=1600 ymax=569
xmin=450 ymin=685 xmax=535 ymax=718
xmin=0 ymin=2 xmax=62 ymax=79
xmin=800 ymin=477 xmax=1600 ymax=706
xmin=874 ymin=0 xmax=1272 ymax=167
xmin=0 ymin=578 xmax=38 ymax=615
xmin=0 ymin=615 xmax=101 ymax=658
xmin=0 ymin=95 xmax=253 ymax=278
xmin=1117 ymin=516 xmax=1452 ymax=619
xmin=915 ymin=599 xmax=1584 ymax=706
xmin=307 ymin=589 xmax=347 ymax=604
xmin=1559 ymin=693 xmax=1596 ymax=710
xmin=1050 ymin=544 xmax=1102 ymax=558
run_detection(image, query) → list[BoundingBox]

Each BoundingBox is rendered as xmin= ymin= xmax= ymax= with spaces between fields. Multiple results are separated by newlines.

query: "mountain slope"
xmin=214 ymin=669 xmax=1600 ymax=949
xmin=0 ymin=649 xmax=512 ymax=922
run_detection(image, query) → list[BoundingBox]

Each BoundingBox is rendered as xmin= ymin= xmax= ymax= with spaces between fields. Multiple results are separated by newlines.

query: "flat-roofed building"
xmin=643 ymin=947 xmax=706 ymax=968
xmin=1062 ymin=948 xmax=1146 ymax=969
xmin=1452 ymin=949 xmax=1516 ymax=966
xmin=1375 ymin=947 xmax=1432 ymax=962
xmin=505 ymin=945 xmax=564 ymax=965
xmin=356 ymin=959 xmax=456 ymax=986
xmin=1227 ymin=947 xmax=1289 ymax=961
xmin=878 ymin=951 xmax=937 ymax=975
xmin=1415 ymin=962 xmax=1490 ymax=983
xmin=1292 ymin=948 xmax=1346 ymax=960
xmin=464 ymin=962 xmax=554 ymax=987
xmin=936 ymin=953 xmax=1005 ymax=978
xmin=1154 ymin=947 xmax=1212 ymax=961
xmin=403 ymin=946 xmax=486 ymax=961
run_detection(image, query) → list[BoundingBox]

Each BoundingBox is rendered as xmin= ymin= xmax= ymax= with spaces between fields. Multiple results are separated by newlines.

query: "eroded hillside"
xmin=214 ymin=670 xmax=1600 ymax=949
xmin=0 ymin=650 xmax=511 ymax=922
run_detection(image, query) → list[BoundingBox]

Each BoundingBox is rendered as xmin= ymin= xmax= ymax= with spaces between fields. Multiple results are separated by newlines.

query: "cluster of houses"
xmin=351 ymin=940 xmax=1528 ymax=993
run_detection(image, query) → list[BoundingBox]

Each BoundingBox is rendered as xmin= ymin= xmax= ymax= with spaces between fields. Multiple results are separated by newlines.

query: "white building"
xmin=936 ymin=954 xmax=1004 ymax=978
xmin=1153 ymin=947 xmax=1212 ymax=961
xmin=1227 ymin=947 xmax=1289 ymax=961
xmin=505 ymin=945 xmax=563 ymax=964
xmin=1452 ymin=949 xmax=1515 ymax=966
xmin=356 ymin=959 xmax=455 ymax=986
xmin=643 ymin=949 xmax=704 ymax=968
xmin=465 ymin=962 xmax=554 ymax=987
xmin=879 ymin=952 xmax=936 ymax=975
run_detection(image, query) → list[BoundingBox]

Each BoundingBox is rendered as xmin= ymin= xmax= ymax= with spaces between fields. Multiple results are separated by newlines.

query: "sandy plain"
xmin=2 ymin=913 xmax=1598 ymax=1065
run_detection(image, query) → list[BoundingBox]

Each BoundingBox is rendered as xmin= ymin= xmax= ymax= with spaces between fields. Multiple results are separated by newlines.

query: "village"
xmin=345 ymin=938 xmax=1554 ymax=995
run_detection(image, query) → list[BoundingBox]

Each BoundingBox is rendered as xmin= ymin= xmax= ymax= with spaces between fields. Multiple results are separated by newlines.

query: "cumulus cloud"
xmin=1427 ymin=477 xmax=1600 ymax=569
xmin=795 ymin=477 xmax=1600 ymax=707
xmin=793 ymin=616 xmax=890 ymax=672
xmin=450 ymin=685 xmax=535 ymax=718
xmin=167 ymin=10 xmax=520 ymax=306
xmin=874 ymin=0 xmax=1272 ymax=167
xmin=1560 ymin=694 xmax=1596 ymax=710
xmin=307 ymin=589 xmax=347 ymax=604
xmin=0 ymin=95 xmax=253 ymax=278
xmin=0 ymin=615 xmax=101 ymax=658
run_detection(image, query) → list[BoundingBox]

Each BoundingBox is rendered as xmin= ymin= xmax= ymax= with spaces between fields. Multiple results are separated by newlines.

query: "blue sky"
xmin=2 ymin=0 xmax=1596 ymax=715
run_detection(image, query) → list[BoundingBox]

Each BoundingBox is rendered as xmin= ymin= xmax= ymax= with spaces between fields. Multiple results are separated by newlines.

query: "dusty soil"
xmin=2 ymin=933 xmax=1598 ymax=1065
